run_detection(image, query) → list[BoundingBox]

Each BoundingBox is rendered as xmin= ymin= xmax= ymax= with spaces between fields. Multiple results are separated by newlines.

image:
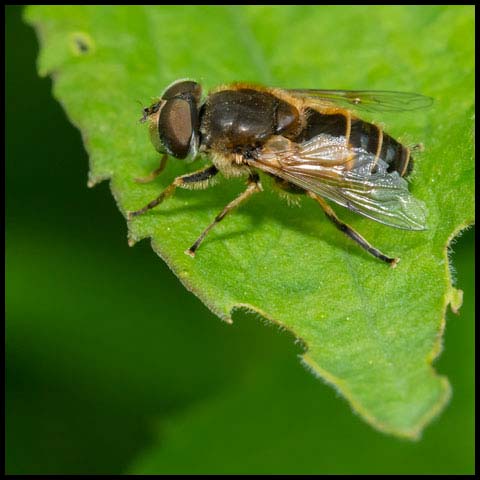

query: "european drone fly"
xmin=129 ymin=79 xmax=431 ymax=266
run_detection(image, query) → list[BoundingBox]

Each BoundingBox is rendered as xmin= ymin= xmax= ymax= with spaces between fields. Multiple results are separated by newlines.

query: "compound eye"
xmin=158 ymin=98 xmax=193 ymax=159
xmin=162 ymin=80 xmax=202 ymax=102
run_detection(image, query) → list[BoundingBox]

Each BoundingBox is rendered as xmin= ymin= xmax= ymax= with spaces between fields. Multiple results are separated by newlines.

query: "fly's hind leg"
xmin=128 ymin=165 xmax=219 ymax=219
xmin=134 ymin=153 xmax=168 ymax=183
xmin=307 ymin=191 xmax=399 ymax=267
xmin=186 ymin=173 xmax=263 ymax=257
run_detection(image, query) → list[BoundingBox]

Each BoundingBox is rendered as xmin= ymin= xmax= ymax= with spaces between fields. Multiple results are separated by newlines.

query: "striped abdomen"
xmin=297 ymin=108 xmax=413 ymax=177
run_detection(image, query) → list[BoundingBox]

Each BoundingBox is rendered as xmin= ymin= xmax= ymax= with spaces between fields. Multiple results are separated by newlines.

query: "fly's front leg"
xmin=307 ymin=191 xmax=399 ymax=267
xmin=186 ymin=173 xmax=263 ymax=257
xmin=134 ymin=153 xmax=168 ymax=184
xmin=128 ymin=165 xmax=219 ymax=219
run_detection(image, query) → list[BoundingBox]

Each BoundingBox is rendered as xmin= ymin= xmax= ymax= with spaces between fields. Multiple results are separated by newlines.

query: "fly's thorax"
xmin=209 ymin=151 xmax=251 ymax=178
xmin=199 ymin=88 xmax=301 ymax=152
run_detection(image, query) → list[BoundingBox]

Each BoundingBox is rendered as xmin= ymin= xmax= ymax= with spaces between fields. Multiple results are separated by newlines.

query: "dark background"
xmin=6 ymin=5 xmax=475 ymax=474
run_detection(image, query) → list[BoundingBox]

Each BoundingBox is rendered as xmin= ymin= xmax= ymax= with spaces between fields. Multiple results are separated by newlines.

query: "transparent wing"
xmin=251 ymin=135 xmax=427 ymax=230
xmin=287 ymin=88 xmax=433 ymax=113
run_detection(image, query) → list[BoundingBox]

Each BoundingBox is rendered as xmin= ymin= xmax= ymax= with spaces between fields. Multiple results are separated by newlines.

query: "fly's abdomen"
xmin=350 ymin=118 xmax=412 ymax=177
xmin=377 ymin=131 xmax=412 ymax=177
xmin=300 ymin=108 xmax=413 ymax=178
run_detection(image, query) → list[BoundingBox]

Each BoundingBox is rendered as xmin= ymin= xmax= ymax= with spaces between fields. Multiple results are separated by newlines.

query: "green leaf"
xmin=24 ymin=5 xmax=474 ymax=439
xmin=130 ymin=232 xmax=476 ymax=475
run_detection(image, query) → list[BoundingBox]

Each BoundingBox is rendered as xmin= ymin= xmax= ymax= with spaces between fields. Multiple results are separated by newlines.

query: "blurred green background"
xmin=6 ymin=5 xmax=474 ymax=474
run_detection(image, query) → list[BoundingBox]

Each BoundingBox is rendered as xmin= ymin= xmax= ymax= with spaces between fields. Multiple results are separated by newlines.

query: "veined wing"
xmin=287 ymin=88 xmax=433 ymax=113
xmin=250 ymin=135 xmax=427 ymax=230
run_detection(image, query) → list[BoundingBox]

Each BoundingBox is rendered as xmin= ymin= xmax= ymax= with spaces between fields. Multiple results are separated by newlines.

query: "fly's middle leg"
xmin=307 ymin=191 xmax=399 ymax=267
xmin=186 ymin=173 xmax=263 ymax=257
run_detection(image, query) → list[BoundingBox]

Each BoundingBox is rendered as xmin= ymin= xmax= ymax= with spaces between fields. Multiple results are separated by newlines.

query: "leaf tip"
xmin=87 ymin=172 xmax=109 ymax=188
xmin=407 ymin=375 xmax=453 ymax=441
xmin=448 ymin=287 xmax=463 ymax=315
